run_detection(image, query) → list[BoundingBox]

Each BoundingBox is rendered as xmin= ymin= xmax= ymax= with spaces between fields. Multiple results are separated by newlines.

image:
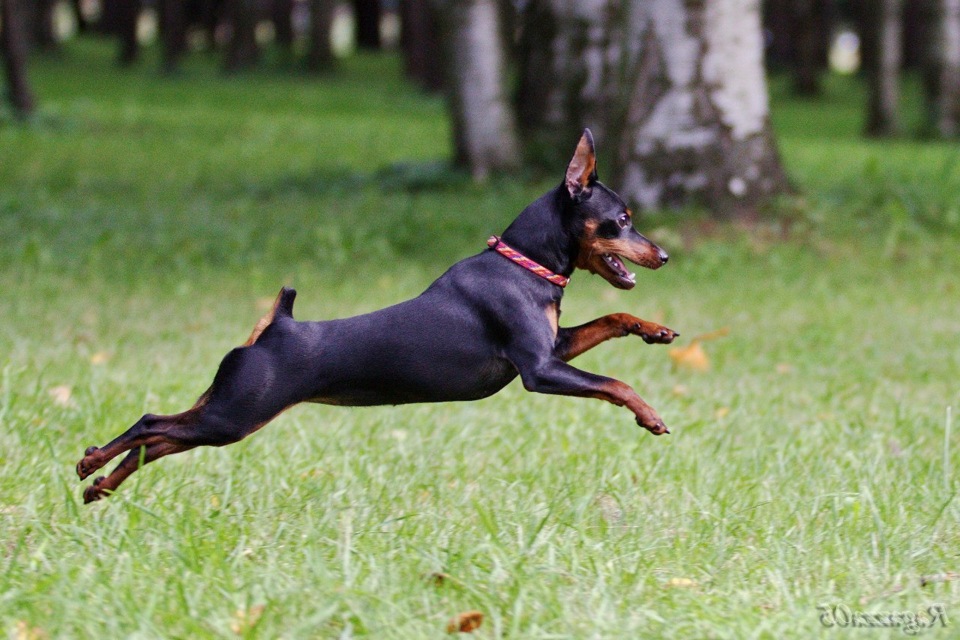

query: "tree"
xmin=862 ymin=0 xmax=904 ymax=136
xmin=400 ymin=0 xmax=444 ymax=91
xmin=436 ymin=0 xmax=521 ymax=178
xmin=928 ymin=0 xmax=960 ymax=136
xmin=518 ymin=0 xmax=789 ymax=217
xmin=158 ymin=0 xmax=188 ymax=73
xmin=224 ymin=0 xmax=260 ymax=71
xmin=353 ymin=0 xmax=381 ymax=49
xmin=306 ymin=0 xmax=337 ymax=72
xmin=1 ymin=0 xmax=36 ymax=118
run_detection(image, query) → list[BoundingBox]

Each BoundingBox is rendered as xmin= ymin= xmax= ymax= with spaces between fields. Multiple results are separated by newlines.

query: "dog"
xmin=76 ymin=129 xmax=677 ymax=503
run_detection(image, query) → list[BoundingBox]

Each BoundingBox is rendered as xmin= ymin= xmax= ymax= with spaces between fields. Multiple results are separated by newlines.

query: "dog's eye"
xmin=617 ymin=213 xmax=630 ymax=228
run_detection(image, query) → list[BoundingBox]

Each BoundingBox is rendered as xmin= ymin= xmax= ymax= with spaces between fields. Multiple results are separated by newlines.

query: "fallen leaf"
xmin=49 ymin=386 xmax=73 ymax=407
xmin=672 ymin=384 xmax=689 ymax=396
xmin=15 ymin=621 xmax=47 ymax=640
xmin=665 ymin=577 xmax=698 ymax=589
xmin=229 ymin=605 xmax=265 ymax=634
xmin=90 ymin=351 xmax=110 ymax=365
xmin=669 ymin=342 xmax=710 ymax=372
xmin=775 ymin=363 xmax=793 ymax=375
xmin=715 ymin=407 xmax=730 ymax=419
xmin=447 ymin=610 xmax=483 ymax=634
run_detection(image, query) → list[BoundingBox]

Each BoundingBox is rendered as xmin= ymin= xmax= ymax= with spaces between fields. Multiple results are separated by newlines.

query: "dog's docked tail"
xmin=244 ymin=286 xmax=297 ymax=346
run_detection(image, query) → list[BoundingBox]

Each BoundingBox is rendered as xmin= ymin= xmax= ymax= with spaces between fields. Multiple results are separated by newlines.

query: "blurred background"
xmin=3 ymin=0 xmax=960 ymax=220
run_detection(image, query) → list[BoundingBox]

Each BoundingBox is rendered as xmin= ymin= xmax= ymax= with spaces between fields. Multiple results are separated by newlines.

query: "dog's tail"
xmin=243 ymin=286 xmax=297 ymax=346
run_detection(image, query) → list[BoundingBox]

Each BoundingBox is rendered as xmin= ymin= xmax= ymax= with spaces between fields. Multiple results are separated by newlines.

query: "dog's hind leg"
xmin=82 ymin=442 xmax=194 ymax=503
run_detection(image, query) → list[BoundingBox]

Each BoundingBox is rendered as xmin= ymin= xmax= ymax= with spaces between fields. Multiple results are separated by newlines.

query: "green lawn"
xmin=1 ymin=43 xmax=959 ymax=637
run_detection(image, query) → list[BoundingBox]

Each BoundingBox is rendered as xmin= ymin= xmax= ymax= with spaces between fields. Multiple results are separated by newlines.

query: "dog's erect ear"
xmin=565 ymin=128 xmax=597 ymax=201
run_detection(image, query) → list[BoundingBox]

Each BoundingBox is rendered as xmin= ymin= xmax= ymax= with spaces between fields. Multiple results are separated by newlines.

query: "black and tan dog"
xmin=76 ymin=129 xmax=678 ymax=503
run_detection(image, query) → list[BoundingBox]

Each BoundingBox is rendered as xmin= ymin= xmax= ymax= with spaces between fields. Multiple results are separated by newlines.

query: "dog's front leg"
xmin=555 ymin=313 xmax=678 ymax=362
xmin=512 ymin=354 xmax=669 ymax=435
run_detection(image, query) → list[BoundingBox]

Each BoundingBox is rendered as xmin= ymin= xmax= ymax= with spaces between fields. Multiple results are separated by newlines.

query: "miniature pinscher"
xmin=76 ymin=129 xmax=678 ymax=503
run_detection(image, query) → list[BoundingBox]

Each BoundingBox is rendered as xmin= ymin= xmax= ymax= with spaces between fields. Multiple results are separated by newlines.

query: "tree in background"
xmin=306 ymin=0 xmax=337 ymax=72
xmin=862 ymin=0 xmax=904 ymax=136
xmin=401 ymin=0 xmax=444 ymax=91
xmin=1 ymin=0 xmax=36 ymax=118
xmin=516 ymin=0 xmax=788 ymax=218
xmin=223 ymin=0 xmax=260 ymax=72
xmin=436 ymin=0 xmax=521 ymax=179
xmin=353 ymin=0 xmax=382 ymax=49
xmin=929 ymin=0 xmax=960 ymax=136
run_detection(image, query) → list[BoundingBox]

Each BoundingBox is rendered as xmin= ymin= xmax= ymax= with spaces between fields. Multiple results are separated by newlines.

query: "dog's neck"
xmin=499 ymin=186 xmax=578 ymax=278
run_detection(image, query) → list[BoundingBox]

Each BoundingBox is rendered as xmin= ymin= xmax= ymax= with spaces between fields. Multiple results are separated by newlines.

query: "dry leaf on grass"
xmin=48 ymin=386 xmax=73 ymax=407
xmin=446 ymin=610 xmax=483 ymax=634
xmin=229 ymin=605 xmax=265 ymax=634
xmin=665 ymin=577 xmax=699 ymax=589
xmin=15 ymin=621 xmax=47 ymax=640
xmin=90 ymin=351 xmax=111 ymax=365
xmin=668 ymin=327 xmax=729 ymax=373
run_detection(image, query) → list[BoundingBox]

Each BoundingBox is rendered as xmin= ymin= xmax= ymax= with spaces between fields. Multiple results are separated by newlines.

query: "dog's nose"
xmin=659 ymin=250 xmax=669 ymax=264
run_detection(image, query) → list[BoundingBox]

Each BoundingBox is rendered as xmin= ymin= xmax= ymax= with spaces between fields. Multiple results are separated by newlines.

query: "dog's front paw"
xmin=632 ymin=322 xmax=679 ymax=345
xmin=76 ymin=446 xmax=101 ymax=480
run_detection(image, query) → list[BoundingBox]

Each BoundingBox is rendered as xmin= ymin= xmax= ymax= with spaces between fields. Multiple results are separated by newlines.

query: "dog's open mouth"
xmin=602 ymin=254 xmax=636 ymax=289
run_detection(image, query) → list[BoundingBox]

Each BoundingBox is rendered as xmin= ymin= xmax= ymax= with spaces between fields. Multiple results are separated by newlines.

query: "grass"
xmin=2 ymin=41 xmax=959 ymax=637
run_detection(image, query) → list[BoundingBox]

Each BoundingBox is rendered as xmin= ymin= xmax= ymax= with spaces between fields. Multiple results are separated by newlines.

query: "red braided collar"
xmin=486 ymin=236 xmax=570 ymax=288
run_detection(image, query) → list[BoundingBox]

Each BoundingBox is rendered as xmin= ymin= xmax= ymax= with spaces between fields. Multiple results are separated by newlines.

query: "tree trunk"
xmin=931 ymin=0 xmax=960 ymax=136
xmin=353 ymin=0 xmax=381 ymax=49
xmin=1 ymin=0 xmax=37 ymax=118
xmin=306 ymin=0 xmax=336 ymax=71
xmin=791 ymin=0 xmax=830 ymax=96
xmin=863 ymin=0 xmax=903 ymax=136
xmin=437 ymin=0 xmax=521 ymax=179
xmin=224 ymin=0 xmax=260 ymax=71
xmin=614 ymin=0 xmax=788 ymax=215
xmin=400 ymin=0 xmax=444 ymax=91
xmin=159 ymin=0 xmax=188 ymax=73
xmin=272 ymin=0 xmax=295 ymax=51
xmin=516 ymin=0 xmax=618 ymax=166
xmin=27 ymin=0 xmax=59 ymax=51
xmin=114 ymin=0 xmax=141 ymax=65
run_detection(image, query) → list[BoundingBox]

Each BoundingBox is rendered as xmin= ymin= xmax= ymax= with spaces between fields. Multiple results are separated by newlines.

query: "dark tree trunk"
xmin=28 ymin=0 xmax=59 ymax=51
xmin=791 ymin=0 xmax=830 ymax=96
xmin=306 ymin=0 xmax=336 ymax=71
xmin=401 ymin=0 xmax=444 ymax=91
xmin=353 ymin=0 xmax=381 ymax=49
xmin=1 ymin=0 xmax=36 ymax=118
xmin=516 ymin=0 xmax=618 ymax=166
xmin=863 ymin=0 xmax=903 ymax=136
xmin=924 ymin=0 xmax=960 ymax=136
xmin=272 ymin=0 xmax=295 ymax=51
xmin=113 ymin=0 xmax=141 ymax=65
xmin=159 ymin=0 xmax=188 ymax=72
xmin=224 ymin=0 xmax=260 ymax=71
xmin=72 ymin=0 xmax=90 ymax=34
xmin=436 ymin=0 xmax=520 ymax=178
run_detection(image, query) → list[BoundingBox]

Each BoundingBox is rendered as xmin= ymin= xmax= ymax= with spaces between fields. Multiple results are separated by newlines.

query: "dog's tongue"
xmin=604 ymin=254 xmax=635 ymax=283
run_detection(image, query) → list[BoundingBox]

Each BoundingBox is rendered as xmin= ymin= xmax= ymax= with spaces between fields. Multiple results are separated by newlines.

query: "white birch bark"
xmin=438 ymin=0 xmax=520 ymax=179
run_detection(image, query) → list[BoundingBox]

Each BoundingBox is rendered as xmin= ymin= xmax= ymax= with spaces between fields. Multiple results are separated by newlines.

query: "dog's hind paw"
xmin=82 ymin=477 xmax=108 ymax=504
xmin=637 ymin=416 xmax=670 ymax=435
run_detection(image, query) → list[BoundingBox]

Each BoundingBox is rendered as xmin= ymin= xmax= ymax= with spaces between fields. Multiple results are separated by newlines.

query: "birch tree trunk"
xmin=863 ymin=0 xmax=903 ymax=136
xmin=613 ymin=0 xmax=789 ymax=215
xmin=436 ymin=0 xmax=521 ymax=179
xmin=517 ymin=0 xmax=788 ymax=217
xmin=934 ymin=0 xmax=960 ymax=136
xmin=1 ymin=0 xmax=36 ymax=118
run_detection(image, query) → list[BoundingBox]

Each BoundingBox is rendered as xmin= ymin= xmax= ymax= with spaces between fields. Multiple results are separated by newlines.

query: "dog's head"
xmin=564 ymin=129 xmax=668 ymax=290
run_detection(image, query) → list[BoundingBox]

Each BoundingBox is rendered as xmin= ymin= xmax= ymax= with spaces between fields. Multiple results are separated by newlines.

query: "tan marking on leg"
xmin=545 ymin=302 xmax=559 ymax=340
